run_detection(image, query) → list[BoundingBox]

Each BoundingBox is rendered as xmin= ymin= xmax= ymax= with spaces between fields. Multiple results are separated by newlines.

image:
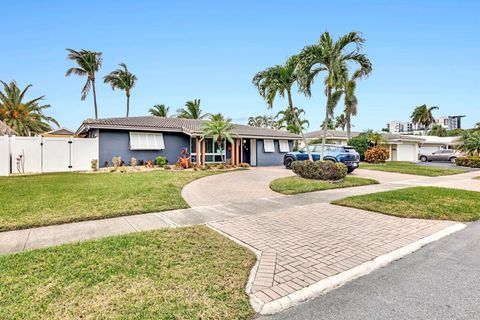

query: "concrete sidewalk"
xmin=1 ymin=169 xmax=478 ymax=254
xmin=0 ymin=182 xmax=409 ymax=254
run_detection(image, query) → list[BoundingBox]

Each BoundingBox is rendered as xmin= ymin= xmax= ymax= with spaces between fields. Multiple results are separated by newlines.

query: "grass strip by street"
xmin=0 ymin=226 xmax=256 ymax=319
xmin=359 ymin=161 xmax=465 ymax=176
xmin=0 ymin=170 xmax=221 ymax=232
xmin=332 ymin=186 xmax=480 ymax=222
xmin=270 ymin=176 xmax=379 ymax=195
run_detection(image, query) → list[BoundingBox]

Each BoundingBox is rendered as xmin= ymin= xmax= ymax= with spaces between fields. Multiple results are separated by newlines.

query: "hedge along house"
xmin=76 ymin=116 xmax=300 ymax=167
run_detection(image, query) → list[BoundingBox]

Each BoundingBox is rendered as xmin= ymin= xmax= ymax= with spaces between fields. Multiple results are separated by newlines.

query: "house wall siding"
xmin=98 ymin=130 xmax=189 ymax=166
xmin=255 ymin=139 xmax=293 ymax=166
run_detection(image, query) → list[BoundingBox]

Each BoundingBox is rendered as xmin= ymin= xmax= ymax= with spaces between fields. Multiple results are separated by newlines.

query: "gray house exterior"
xmin=76 ymin=116 xmax=300 ymax=167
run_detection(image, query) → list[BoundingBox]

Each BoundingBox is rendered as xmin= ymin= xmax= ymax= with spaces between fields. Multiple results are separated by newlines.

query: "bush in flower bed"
xmin=291 ymin=160 xmax=347 ymax=181
xmin=455 ymin=156 xmax=480 ymax=168
xmin=364 ymin=146 xmax=390 ymax=164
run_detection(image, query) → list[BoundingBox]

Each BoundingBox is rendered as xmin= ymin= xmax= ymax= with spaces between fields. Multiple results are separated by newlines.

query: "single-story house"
xmin=42 ymin=127 xmax=77 ymax=137
xmin=418 ymin=136 xmax=460 ymax=154
xmin=76 ymin=116 xmax=300 ymax=167
xmin=304 ymin=130 xmax=424 ymax=162
xmin=0 ymin=120 xmax=17 ymax=136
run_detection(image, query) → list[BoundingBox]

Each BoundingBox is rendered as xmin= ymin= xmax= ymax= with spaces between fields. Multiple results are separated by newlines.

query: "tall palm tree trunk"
xmin=320 ymin=86 xmax=332 ymax=161
xmin=91 ymin=77 xmax=98 ymax=119
xmin=126 ymin=92 xmax=130 ymax=117
xmin=346 ymin=112 xmax=351 ymax=140
xmin=287 ymin=90 xmax=312 ymax=161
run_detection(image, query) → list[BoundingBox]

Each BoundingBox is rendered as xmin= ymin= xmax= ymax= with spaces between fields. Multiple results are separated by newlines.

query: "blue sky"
xmin=1 ymin=0 xmax=479 ymax=132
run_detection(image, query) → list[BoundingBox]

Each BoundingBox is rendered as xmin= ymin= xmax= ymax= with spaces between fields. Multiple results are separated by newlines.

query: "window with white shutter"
xmin=279 ymin=140 xmax=290 ymax=152
xmin=263 ymin=139 xmax=275 ymax=153
xmin=129 ymin=132 xmax=165 ymax=150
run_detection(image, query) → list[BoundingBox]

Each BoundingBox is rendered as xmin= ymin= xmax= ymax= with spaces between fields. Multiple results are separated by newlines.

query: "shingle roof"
xmin=77 ymin=116 xmax=300 ymax=139
xmin=305 ymin=129 xmax=425 ymax=142
xmin=0 ymin=120 xmax=16 ymax=136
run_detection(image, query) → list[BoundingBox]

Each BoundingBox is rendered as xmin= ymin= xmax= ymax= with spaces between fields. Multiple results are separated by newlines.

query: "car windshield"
xmin=301 ymin=145 xmax=316 ymax=152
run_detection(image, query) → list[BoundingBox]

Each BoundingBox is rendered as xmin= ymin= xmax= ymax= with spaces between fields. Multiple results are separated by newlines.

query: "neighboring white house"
xmin=304 ymin=130 xmax=424 ymax=162
xmin=419 ymin=136 xmax=460 ymax=154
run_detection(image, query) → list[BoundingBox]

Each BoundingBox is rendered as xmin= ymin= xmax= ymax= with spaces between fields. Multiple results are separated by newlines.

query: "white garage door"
xmin=396 ymin=144 xmax=418 ymax=162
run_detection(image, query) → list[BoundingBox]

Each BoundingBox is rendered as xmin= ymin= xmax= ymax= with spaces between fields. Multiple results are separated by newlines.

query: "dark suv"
xmin=283 ymin=144 xmax=360 ymax=173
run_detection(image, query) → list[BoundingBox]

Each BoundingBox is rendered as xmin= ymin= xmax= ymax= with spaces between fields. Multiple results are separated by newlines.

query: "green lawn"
xmin=359 ymin=161 xmax=465 ymax=176
xmin=0 ymin=226 xmax=256 ymax=319
xmin=270 ymin=176 xmax=378 ymax=195
xmin=0 ymin=170 xmax=220 ymax=231
xmin=332 ymin=186 xmax=480 ymax=221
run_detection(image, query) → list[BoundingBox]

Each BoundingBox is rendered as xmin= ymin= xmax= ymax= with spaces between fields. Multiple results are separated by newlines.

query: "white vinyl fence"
xmin=0 ymin=135 xmax=98 ymax=176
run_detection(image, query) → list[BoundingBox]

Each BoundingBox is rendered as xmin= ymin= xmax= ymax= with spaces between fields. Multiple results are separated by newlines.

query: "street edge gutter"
xmin=256 ymin=222 xmax=466 ymax=315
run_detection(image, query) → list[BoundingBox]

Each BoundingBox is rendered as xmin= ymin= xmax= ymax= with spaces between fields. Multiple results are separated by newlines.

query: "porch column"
xmin=231 ymin=140 xmax=235 ymax=165
xmin=201 ymin=139 xmax=206 ymax=165
xmin=196 ymin=137 xmax=201 ymax=165
xmin=236 ymin=138 xmax=240 ymax=165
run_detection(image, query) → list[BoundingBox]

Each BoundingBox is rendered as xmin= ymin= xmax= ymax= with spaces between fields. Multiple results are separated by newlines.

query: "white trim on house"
xmin=264 ymin=139 xmax=275 ymax=153
xmin=129 ymin=132 xmax=165 ymax=150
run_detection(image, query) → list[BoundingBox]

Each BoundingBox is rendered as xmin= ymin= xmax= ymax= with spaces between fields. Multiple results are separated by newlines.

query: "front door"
xmin=242 ymin=139 xmax=250 ymax=164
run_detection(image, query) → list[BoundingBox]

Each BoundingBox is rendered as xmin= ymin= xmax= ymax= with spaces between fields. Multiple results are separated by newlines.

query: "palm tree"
xmin=65 ymin=49 xmax=103 ymax=119
xmin=367 ymin=130 xmax=383 ymax=146
xmin=296 ymin=31 xmax=372 ymax=160
xmin=202 ymin=113 xmax=236 ymax=162
xmin=177 ymin=99 xmax=209 ymax=119
xmin=149 ymin=104 xmax=170 ymax=117
xmin=335 ymin=113 xmax=347 ymax=130
xmin=276 ymin=107 xmax=309 ymax=134
xmin=321 ymin=118 xmax=335 ymax=130
xmin=247 ymin=115 xmax=279 ymax=129
xmin=456 ymin=131 xmax=480 ymax=156
xmin=103 ymin=63 xmax=137 ymax=117
xmin=411 ymin=104 xmax=438 ymax=133
xmin=252 ymin=55 xmax=313 ymax=161
xmin=428 ymin=124 xmax=448 ymax=137
xmin=343 ymin=63 xmax=372 ymax=139
xmin=0 ymin=81 xmax=59 ymax=136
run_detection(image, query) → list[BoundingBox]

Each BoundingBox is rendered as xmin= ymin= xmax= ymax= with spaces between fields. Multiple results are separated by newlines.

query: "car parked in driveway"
xmin=418 ymin=149 xmax=460 ymax=163
xmin=283 ymin=144 xmax=360 ymax=173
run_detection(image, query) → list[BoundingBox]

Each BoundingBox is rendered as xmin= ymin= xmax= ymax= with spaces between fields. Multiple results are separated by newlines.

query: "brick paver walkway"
xmin=182 ymin=166 xmax=294 ymax=207
xmin=209 ymin=203 xmax=456 ymax=306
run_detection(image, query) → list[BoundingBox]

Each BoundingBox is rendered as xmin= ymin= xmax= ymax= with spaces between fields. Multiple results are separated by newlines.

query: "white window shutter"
xmin=129 ymin=132 xmax=165 ymax=150
xmin=264 ymin=139 xmax=275 ymax=153
xmin=279 ymin=140 xmax=290 ymax=152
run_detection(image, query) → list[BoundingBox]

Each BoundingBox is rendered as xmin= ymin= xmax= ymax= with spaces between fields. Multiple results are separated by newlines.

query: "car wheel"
xmin=347 ymin=168 xmax=355 ymax=174
xmin=420 ymin=156 xmax=428 ymax=162
xmin=284 ymin=157 xmax=294 ymax=169
xmin=449 ymin=157 xmax=457 ymax=164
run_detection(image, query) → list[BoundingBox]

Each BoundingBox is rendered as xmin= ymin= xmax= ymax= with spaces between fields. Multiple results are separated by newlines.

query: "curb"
xmin=257 ymin=222 xmax=466 ymax=315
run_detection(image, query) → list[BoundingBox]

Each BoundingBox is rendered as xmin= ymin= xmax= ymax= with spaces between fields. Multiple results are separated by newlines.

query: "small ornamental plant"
xmin=291 ymin=161 xmax=347 ymax=181
xmin=364 ymin=146 xmax=390 ymax=164
xmin=156 ymin=156 xmax=168 ymax=167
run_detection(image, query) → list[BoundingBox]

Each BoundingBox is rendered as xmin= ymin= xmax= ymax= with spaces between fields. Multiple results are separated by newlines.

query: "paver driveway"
xmin=182 ymin=166 xmax=294 ymax=207
xmin=209 ymin=203 xmax=457 ymax=312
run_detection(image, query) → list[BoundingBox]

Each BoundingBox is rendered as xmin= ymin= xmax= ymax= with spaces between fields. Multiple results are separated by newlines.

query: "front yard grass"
xmin=270 ymin=176 xmax=379 ymax=195
xmin=0 ymin=170 xmax=220 ymax=231
xmin=360 ymin=161 xmax=465 ymax=176
xmin=332 ymin=186 xmax=480 ymax=221
xmin=0 ymin=226 xmax=256 ymax=319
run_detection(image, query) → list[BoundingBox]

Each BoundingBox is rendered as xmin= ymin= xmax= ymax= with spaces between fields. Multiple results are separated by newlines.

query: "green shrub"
xmin=364 ymin=146 xmax=390 ymax=164
xmin=347 ymin=134 xmax=369 ymax=160
xmin=455 ymin=156 xmax=480 ymax=168
xmin=155 ymin=156 xmax=168 ymax=167
xmin=291 ymin=160 xmax=347 ymax=181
